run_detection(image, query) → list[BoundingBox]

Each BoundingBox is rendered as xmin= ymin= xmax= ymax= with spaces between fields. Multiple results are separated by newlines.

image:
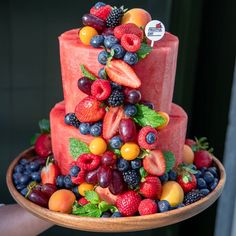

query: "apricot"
xmin=48 ymin=189 xmax=76 ymax=213
xmin=160 ymin=181 xmax=184 ymax=207
xmin=78 ymin=183 xmax=94 ymax=196
xmin=183 ymin=144 xmax=194 ymax=164
xmin=157 ymin=112 xmax=170 ymax=130
xmin=122 ymin=8 xmax=152 ymax=28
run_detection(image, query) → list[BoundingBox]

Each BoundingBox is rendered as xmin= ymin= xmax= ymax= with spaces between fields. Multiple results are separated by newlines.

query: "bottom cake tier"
xmin=50 ymin=101 xmax=187 ymax=175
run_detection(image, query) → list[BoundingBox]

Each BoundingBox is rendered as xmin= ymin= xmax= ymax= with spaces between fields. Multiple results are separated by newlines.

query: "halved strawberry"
xmin=41 ymin=159 xmax=60 ymax=185
xmin=75 ymin=96 xmax=106 ymax=122
xmin=105 ymin=60 xmax=141 ymax=89
xmin=35 ymin=133 xmax=52 ymax=158
xmin=103 ymin=106 xmax=125 ymax=140
xmin=143 ymin=150 xmax=166 ymax=176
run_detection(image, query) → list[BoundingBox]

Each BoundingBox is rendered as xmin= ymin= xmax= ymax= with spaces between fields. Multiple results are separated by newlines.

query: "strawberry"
xmin=116 ymin=190 xmax=141 ymax=216
xmin=91 ymin=79 xmax=111 ymax=101
xmin=114 ymin=23 xmax=143 ymax=40
xmin=194 ymin=150 xmax=213 ymax=169
xmin=185 ymin=138 xmax=196 ymax=148
xmin=90 ymin=5 xmax=112 ymax=21
xmin=71 ymin=169 xmax=86 ymax=185
xmin=35 ymin=133 xmax=52 ymax=158
xmin=139 ymin=175 xmax=162 ymax=199
xmin=177 ymin=173 xmax=197 ymax=193
xmin=121 ymin=34 xmax=141 ymax=52
xmin=41 ymin=158 xmax=60 ymax=185
xmin=77 ymin=154 xmax=101 ymax=171
xmin=75 ymin=96 xmax=106 ymax=122
xmin=102 ymin=106 xmax=125 ymax=140
xmin=105 ymin=60 xmax=141 ymax=89
xmin=143 ymin=150 xmax=166 ymax=176
xmin=138 ymin=126 xmax=159 ymax=150
xmin=138 ymin=199 xmax=158 ymax=216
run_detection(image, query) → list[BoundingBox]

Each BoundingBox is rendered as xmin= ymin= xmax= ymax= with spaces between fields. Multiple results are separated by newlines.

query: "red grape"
xmin=126 ymin=90 xmax=141 ymax=104
xmin=119 ymin=118 xmax=137 ymax=142
xmin=41 ymin=184 xmax=57 ymax=199
xmin=28 ymin=189 xmax=48 ymax=207
xmin=85 ymin=168 xmax=99 ymax=184
xmin=101 ymin=151 xmax=116 ymax=166
xmin=109 ymin=170 xmax=126 ymax=195
xmin=78 ymin=77 xmax=93 ymax=95
xmin=82 ymin=14 xmax=106 ymax=31
xmin=97 ymin=165 xmax=112 ymax=188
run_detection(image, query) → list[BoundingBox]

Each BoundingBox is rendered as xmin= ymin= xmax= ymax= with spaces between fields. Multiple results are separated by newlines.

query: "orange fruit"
xmin=121 ymin=142 xmax=140 ymax=160
xmin=79 ymin=26 xmax=98 ymax=45
xmin=78 ymin=183 xmax=94 ymax=196
xmin=89 ymin=137 xmax=107 ymax=155
xmin=183 ymin=144 xmax=194 ymax=164
xmin=157 ymin=111 xmax=170 ymax=130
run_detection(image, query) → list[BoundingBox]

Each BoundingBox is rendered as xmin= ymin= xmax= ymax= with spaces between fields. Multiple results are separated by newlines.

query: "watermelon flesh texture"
xmin=157 ymin=103 xmax=188 ymax=166
xmin=50 ymin=101 xmax=94 ymax=175
xmin=59 ymin=29 xmax=178 ymax=114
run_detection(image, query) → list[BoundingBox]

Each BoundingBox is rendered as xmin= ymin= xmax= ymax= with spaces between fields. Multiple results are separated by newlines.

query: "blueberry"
xmin=203 ymin=171 xmax=214 ymax=184
xmin=208 ymin=167 xmax=218 ymax=177
xmin=19 ymin=159 xmax=29 ymax=166
xmin=70 ymin=166 xmax=80 ymax=177
xmin=72 ymin=186 xmax=81 ymax=198
xmin=123 ymin=52 xmax=138 ymax=65
xmin=194 ymin=170 xmax=202 ymax=179
xmin=158 ymin=200 xmax=171 ymax=212
xmin=25 ymin=164 xmax=31 ymax=172
xmin=200 ymin=188 xmax=210 ymax=196
xmin=111 ymin=44 xmax=126 ymax=59
xmin=19 ymin=175 xmax=31 ymax=185
xmin=104 ymin=36 xmax=119 ymax=49
xmin=111 ymin=212 xmax=122 ymax=217
xmin=90 ymin=35 xmax=104 ymax=48
xmin=146 ymin=132 xmax=157 ymax=144
xmin=23 ymin=170 xmax=32 ymax=176
xmin=98 ymin=50 xmax=109 ymax=65
xmin=200 ymin=167 xmax=207 ymax=175
xmin=192 ymin=164 xmax=197 ymax=170
xmin=140 ymin=101 xmax=154 ymax=110
xmin=97 ymin=121 xmax=103 ymax=127
xmin=13 ymin=172 xmax=22 ymax=183
xmin=16 ymin=184 xmax=26 ymax=191
xmin=56 ymin=175 xmax=64 ymax=188
xmin=110 ymin=81 xmax=123 ymax=91
xmin=29 ymin=161 xmax=40 ymax=172
xmin=117 ymin=158 xmax=129 ymax=172
xmin=98 ymin=68 xmax=107 ymax=79
xmin=168 ymin=170 xmax=177 ymax=181
xmin=31 ymin=172 xmax=41 ymax=182
xmin=209 ymin=178 xmax=219 ymax=191
xmin=79 ymin=123 xmax=90 ymax=135
xmin=176 ymin=203 xmax=185 ymax=208
xmin=131 ymin=159 xmax=142 ymax=170
xmin=159 ymin=173 xmax=169 ymax=183
xmin=20 ymin=187 xmax=28 ymax=197
xmin=90 ymin=124 xmax=102 ymax=136
xmin=64 ymin=175 xmax=73 ymax=189
xmin=101 ymin=212 xmax=111 ymax=218
xmin=94 ymin=2 xmax=106 ymax=9
xmin=197 ymin=178 xmax=207 ymax=189
xmin=14 ymin=164 xmax=24 ymax=173
xmin=109 ymin=136 xmax=123 ymax=149
xmin=124 ymin=104 xmax=137 ymax=117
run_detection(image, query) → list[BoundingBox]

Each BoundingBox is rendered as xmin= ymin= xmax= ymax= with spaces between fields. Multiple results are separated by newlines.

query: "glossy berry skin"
xmin=121 ymin=34 xmax=141 ymax=52
xmin=98 ymin=51 xmax=109 ymax=65
xmin=121 ymin=142 xmax=140 ymax=161
xmin=82 ymin=14 xmax=106 ymax=31
xmin=116 ymin=158 xmax=130 ymax=172
xmin=158 ymin=200 xmax=171 ymax=213
xmin=19 ymin=159 xmax=29 ymax=166
xmin=79 ymin=123 xmax=91 ymax=135
xmin=109 ymin=170 xmax=126 ymax=195
xmin=64 ymin=175 xmax=73 ymax=189
xmin=35 ymin=133 xmax=52 ymax=158
xmin=14 ymin=164 xmax=24 ymax=173
xmin=138 ymin=199 xmax=158 ymax=216
xmin=194 ymin=170 xmax=202 ymax=179
xmin=72 ymin=186 xmax=81 ymax=199
xmin=177 ymin=173 xmax=197 ymax=193
xmin=208 ymin=167 xmax=218 ymax=178
xmin=85 ymin=168 xmax=99 ymax=184
xmin=13 ymin=173 xmax=22 ymax=185
xmin=138 ymin=126 xmax=159 ymax=150
xmin=131 ymin=159 xmax=142 ymax=170
xmin=124 ymin=104 xmax=137 ymax=117
xmin=40 ymin=184 xmax=57 ymax=199
xmin=119 ymin=118 xmax=137 ymax=143
xmin=19 ymin=175 xmax=31 ymax=185
xmin=91 ymin=79 xmax=111 ymax=101
xmin=197 ymin=178 xmax=207 ymax=189
xmin=203 ymin=171 xmax=214 ymax=184
xmin=90 ymin=35 xmax=104 ymax=48
xmin=209 ymin=178 xmax=219 ymax=190
xmin=97 ymin=165 xmax=112 ymax=188
xmin=101 ymin=151 xmax=116 ymax=166
xmin=31 ymin=172 xmax=41 ymax=182
xmin=111 ymin=44 xmax=126 ymax=59
xmin=168 ymin=170 xmax=177 ymax=181
xmin=56 ymin=175 xmax=64 ymax=188
xmin=77 ymin=77 xmax=93 ymax=95
xmin=200 ymin=188 xmax=210 ymax=196
xmin=111 ymin=212 xmax=122 ymax=217
xmin=109 ymin=136 xmax=123 ymax=149
xmin=89 ymin=137 xmax=107 ymax=155
xmin=123 ymin=52 xmax=138 ymax=65
xmin=98 ymin=68 xmax=107 ymax=79
xmin=28 ymin=189 xmax=48 ymax=207
xmin=79 ymin=26 xmax=98 ymax=45
xmin=123 ymin=169 xmax=141 ymax=189
xmin=90 ymin=124 xmax=102 ymax=136
xmin=126 ymin=90 xmax=141 ymax=104
xmin=104 ymin=35 xmax=119 ymax=49
xmin=159 ymin=173 xmax=169 ymax=183
xmin=70 ymin=166 xmax=80 ymax=177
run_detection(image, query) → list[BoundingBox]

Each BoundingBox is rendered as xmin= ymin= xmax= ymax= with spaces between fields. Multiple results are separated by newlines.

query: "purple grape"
xmin=119 ymin=118 xmax=137 ymax=142
xmin=85 ymin=169 xmax=99 ymax=184
xmin=97 ymin=165 xmax=112 ymax=188
xmin=109 ymin=170 xmax=126 ymax=195
xmin=28 ymin=189 xmax=48 ymax=207
xmin=126 ymin=90 xmax=142 ymax=104
xmin=41 ymin=184 xmax=57 ymax=199
xmin=78 ymin=77 xmax=93 ymax=95
xmin=82 ymin=14 xmax=106 ymax=31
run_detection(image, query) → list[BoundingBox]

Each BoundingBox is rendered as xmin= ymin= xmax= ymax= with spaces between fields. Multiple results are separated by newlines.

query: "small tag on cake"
xmin=145 ymin=20 xmax=165 ymax=47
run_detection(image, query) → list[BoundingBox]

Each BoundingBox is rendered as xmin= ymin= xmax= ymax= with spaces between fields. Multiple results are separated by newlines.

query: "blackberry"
xmin=107 ymin=90 xmax=124 ymax=107
xmin=106 ymin=6 xmax=126 ymax=28
xmin=65 ymin=113 xmax=80 ymax=128
xmin=123 ymin=169 xmax=140 ymax=188
xmin=184 ymin=190 xmax=203 ymax=205
xmin=110 ymin=81 xmax=123 ymax=91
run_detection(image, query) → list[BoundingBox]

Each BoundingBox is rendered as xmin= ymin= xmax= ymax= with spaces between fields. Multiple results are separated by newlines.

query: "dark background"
xmin=0 ymin=0 xmax=235 ymax=235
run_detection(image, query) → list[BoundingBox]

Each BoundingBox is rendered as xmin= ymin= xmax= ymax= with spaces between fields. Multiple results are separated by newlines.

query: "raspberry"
xmin=114 ymin=23 xmax=143 ymax=40
xmin=90 ymin=5 xmax=112 ymax=21
xmin=91 ymin=79 xmax=112 ymax=101
xmin=121 ymin=34 xmax=141 ymax=52
xmin=122 ymin=170 xmax=141 ymax=188
xmin=71 ymin=169 xmax=86 ymax=184
xmin=77 ymin=154 xmax=101 ymax=171
xmin=116 ymin=190 xmax=141 ymax=216
xmin=78 ymin=197 xmax=89 ymax=206
xmin=107 ymin=89 xmax=124 ymax=107
xmin=138 ymin=199 xmax=158 ymax=216
xmin=138 ymin=126 xmax=159 ymax=150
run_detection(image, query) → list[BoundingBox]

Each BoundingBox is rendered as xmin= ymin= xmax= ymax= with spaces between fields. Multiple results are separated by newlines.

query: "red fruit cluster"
xmin=114 ymin=23 xmax=143 ymax=40
xmin=71 ymin=169 xmax=87 ymax=185
xmin=77 ymin=154 xmax=101 ymax=171
xmin=138 ymin=126 xmax=159 ymax=150
xmin=121 ymin=34 xmax=141 ymax=52
xmin=90 ymin=5 xmax=112 ymax=21
xmin=138 ymin=199 xmax=157 ymax=216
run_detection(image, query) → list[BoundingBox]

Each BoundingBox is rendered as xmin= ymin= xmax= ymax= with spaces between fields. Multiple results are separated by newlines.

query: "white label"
xmin=145 ymin=20 xmax=165 ymax=47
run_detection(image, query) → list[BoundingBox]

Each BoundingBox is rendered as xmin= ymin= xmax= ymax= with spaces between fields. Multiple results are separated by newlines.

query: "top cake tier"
xmin=59 ymin=29 xmax=179 ymax=114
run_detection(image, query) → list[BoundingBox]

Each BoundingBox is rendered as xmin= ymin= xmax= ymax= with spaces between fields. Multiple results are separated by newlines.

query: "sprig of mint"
xmin=139 ymin=167 xmax=148 ymax=182
xmin=69 ymin=138 xmax=90 ymax=160
xmin=136 ymin=43 xmax=152 ymax=60
xmin=133 ymin=104 xmax=166 ymax=128
xmin=163 ymin=151 xmax=176 ymax=173
xmin=85 ymin=190 xmax=99 ymax=204
xmin=178 ymin=163 xmax=198 ymax=175
xmin=191 ymin=137 xmax=214 ymax=153
xmin=80 ymin=64 xmax=98 ymax=81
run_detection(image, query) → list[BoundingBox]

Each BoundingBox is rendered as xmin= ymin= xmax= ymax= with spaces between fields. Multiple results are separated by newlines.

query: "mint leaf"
xmin=39 ymin=119 xmax=50 ymax=133
xmin=137 ymin=43 xmax=152 ymax=59
xmin=163 ymin=151 xmax=176 ymax=173
xmin=80 ymin=64 xmax=98 ymax=81
xmin=109 ymin=205 xmax=118 ymax=213
xmin=69 ymin=138 xmax=90 ymax=160
xmin=98 ymin=201 xmax=110 ymax=212
xmin=182 ymin=164 xmax=198 ymax=174
xmin=73 ymin=203 xmax=102 ymax=217
xmin=85 ymin=190 xmax=99 ymax=204
xmin=133 ymin=104 xmax=166 ymax=128
xmin=113 ymin=149 xmax=121 ymax=156
xmin=139 ymin=167 xmax=148 ymax=182
xmin=30 ymin=133 xmax=40 ymax=145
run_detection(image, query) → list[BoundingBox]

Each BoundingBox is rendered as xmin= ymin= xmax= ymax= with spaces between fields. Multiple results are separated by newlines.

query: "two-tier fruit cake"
xmin=12 ymin=2 xmax=221 ymax=218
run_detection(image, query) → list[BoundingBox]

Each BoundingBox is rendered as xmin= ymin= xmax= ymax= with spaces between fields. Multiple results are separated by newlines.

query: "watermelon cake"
xmin=12 ymin=2 xmax=220 ymax=218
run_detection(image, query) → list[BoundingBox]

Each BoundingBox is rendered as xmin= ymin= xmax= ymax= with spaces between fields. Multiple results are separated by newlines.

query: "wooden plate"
xmin=6 ymin=147 xmax=226 ymax=232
